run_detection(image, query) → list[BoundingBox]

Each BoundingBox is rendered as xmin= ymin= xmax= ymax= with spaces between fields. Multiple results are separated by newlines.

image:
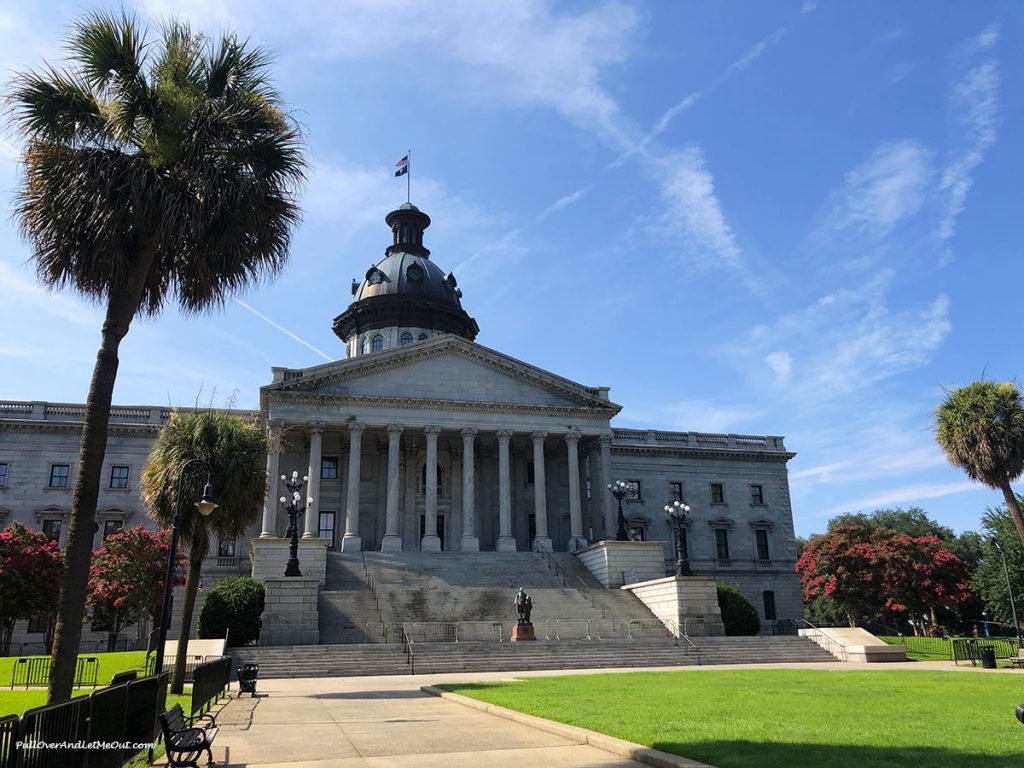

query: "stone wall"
xmin=623 ymin=575 xmax=725 ymax=636
xmin=574 ymin=540 xmax=668 ymax=588
xmin=251 ymin=538 xmax=328 ymax=587
xmin=260 ymin=577 xmax=319 ymax=646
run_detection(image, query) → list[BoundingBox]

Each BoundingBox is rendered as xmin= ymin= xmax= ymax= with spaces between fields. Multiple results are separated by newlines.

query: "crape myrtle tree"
xmin=0 ymin=523 xmax=64 ymax=655
xmin=142 ymin=409 xmax=266 ymax=694
xmin=88 ymin=525 xmax=184 ymax=651
xmin=6 ymin=11 xmax=305 ymax=702
xmin=935 ymin=381 xmax=1024 ymax=547
xmin=796 ymin=523 xmax=881 ymax=628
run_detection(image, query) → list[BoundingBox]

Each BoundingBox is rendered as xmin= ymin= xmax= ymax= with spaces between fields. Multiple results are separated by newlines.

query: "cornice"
xmin=266 ymin=390 xmax=615 ymax=419
xmin=0 ymin=420 xmax=160 ymax=437
xmin=610 ymin=443 xmax=795 ymax=463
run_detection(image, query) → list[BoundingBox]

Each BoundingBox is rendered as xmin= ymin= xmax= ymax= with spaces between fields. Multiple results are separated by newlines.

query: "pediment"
xmin=265 ymin=336 xmax=620 ymax=412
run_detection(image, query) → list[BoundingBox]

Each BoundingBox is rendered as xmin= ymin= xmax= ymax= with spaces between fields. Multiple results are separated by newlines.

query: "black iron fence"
xmin=144 ymin=654 xmax=220 ymax=683
xmin=9 ymin=657 xmax=99 ymax=690
xmin=190 ymin=657 xmax=231 ymax=723
xmin=1 ymin=637 xmax=149 ymax=658
xmin=952 ymin=637 xmax=1020 ymax=665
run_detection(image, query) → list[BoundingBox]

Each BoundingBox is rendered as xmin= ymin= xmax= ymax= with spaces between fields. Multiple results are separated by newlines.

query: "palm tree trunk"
xmin=47 ymin=242 xmax=158 ymax=704
xmin=999 ymin=480 xmax=1024 ymax=548
xmin=171 ymin=543 xmax=206 ymax=695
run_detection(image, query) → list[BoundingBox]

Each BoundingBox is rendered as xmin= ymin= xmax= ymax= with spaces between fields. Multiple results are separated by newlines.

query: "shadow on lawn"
xmin=655 ymin=740 xmax=1019 ymax=768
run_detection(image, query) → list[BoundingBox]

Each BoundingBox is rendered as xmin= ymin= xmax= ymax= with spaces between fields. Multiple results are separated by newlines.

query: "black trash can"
xmin=980 ymin=647 xmax=997 ymax=669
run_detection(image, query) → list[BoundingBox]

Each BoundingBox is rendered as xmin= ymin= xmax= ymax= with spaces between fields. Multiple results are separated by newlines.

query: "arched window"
xmin=371 ymin=334 xmax=384 ymax=352
xmin=400 ymin=331 xmax=414 ymax=345
xmin=360 ymin=337 xmax=368 ymax=355
xmin=417 ymin=333 xmax=428 ymax=341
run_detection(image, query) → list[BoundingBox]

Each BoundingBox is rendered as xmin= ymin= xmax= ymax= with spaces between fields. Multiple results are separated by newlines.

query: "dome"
xmin=332 ymin=203 xmax=480 ymax=351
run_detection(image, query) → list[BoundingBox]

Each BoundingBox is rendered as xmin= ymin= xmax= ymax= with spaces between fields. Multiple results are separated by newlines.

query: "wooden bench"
xmin=159 ymin=703 xmax=218 ymax=767
xmin=1010 ymin=651 xmax=1024 ymax=669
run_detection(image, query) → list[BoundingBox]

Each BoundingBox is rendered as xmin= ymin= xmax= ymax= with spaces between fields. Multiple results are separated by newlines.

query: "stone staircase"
xmin=231 ymin=636 xmax=836 ymax=679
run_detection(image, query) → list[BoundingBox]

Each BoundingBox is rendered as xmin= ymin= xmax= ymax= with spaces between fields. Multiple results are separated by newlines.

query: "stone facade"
xmin=623 ymin=576 xmax=726 ymax=637
xmin=260 ymin=577 xmax=320 ymax=646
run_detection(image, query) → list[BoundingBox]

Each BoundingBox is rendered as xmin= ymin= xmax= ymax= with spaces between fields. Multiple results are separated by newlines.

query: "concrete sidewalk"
xmin=204 ymin=673 xmax=655 ymax=767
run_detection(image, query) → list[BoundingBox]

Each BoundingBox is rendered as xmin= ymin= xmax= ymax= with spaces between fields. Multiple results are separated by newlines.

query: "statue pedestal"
xmin=511 ymin=623 xmax=536 ymax=642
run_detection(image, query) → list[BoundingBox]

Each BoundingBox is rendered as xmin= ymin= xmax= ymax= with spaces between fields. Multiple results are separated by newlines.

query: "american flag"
xmin=394 ymin=155 xmax=409 ymax=177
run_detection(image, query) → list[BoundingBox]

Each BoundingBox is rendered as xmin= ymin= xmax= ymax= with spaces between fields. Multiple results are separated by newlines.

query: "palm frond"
xmin=6 ymin=67 xmax=109 ymax=144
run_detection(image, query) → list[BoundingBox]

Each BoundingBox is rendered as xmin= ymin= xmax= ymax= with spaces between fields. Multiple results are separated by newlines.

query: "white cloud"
xmin=622 ymin=398 xmax=763 ymax=434
xmin=764 ymin=351 xmax=793 ymax=383
xmin=800 ymin=1 xmax=818 ymax=14
xmin=936 ymin=58 xmax=999 ymax=245
xmin=816 ymin=140 xmax=934 ymax=243
xmin=813 ymin=480 xmax=978 ymax=519
xmin=537 ymin=185 xmax=592 ymax=222
xmin=962 ymin=23 xmax=999 ymax=55
xmin=723 ymin=28 xmax=786 ymax=77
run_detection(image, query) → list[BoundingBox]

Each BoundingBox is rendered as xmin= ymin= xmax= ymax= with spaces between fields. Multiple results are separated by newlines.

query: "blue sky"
xmin=1 ymin=1 xmax=1021 ymax=537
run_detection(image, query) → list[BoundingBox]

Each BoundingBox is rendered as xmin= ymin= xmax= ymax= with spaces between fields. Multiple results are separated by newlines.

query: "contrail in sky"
xmin=232 ymin=297 xmax=333 ymax=362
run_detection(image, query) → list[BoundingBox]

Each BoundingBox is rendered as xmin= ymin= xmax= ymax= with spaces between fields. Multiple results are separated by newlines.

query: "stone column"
xmin=260 ymin=421 xmax=282 ymax=537
xmin=303 ymin=422 xmax=324 ymax=538
xmin=460 ymin=428 xmax=479 ymax=552
xmin=566 ymin=429 xmax=587 ymax=551
xmin=381 ymin=424 xmax=404 ymax=552
xmin=599 ymin=433 xmax=615 ymax=542
xmin=530 ymin=431 xmax=551 ymax=551
xmin=341 ymin=422 xmax=365 ymax=552
xmin=421 ymin=425 xmax=442 ymax=552
xmin=496 ymin=430 xmax=516 ymax=551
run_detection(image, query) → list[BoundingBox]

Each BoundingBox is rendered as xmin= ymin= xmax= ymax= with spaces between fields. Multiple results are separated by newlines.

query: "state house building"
xmin=0 ymin=203 xmax=803 ymax=646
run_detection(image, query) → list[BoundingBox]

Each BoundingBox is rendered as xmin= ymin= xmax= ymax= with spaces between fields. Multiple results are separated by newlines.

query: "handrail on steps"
xmin=796 ymin=618 xmax=849 ymax=662
xmin=401 ymin=623 xmax=415 ymax=675
xmin=534 ymin=542 xmax=605 ymax=618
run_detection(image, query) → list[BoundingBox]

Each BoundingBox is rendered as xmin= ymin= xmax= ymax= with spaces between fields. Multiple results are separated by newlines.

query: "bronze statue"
xmin=514 ymin=587 xmax=532 ymax=626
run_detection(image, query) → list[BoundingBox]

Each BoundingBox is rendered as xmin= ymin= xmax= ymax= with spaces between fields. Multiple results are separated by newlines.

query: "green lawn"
xmin=440 ymin=669 xmax=1024 ymax=768
xmin=0 ymin=688 xmax=190 ymax=718
xmin=0 ymin=650 xmax=149 ymax=687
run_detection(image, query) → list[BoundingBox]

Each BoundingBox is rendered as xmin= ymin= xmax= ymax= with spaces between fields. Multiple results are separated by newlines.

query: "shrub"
xmin=197 ymin=577 xmax=265 ymax=646
xmin=717 ymin=583 xmax=761 ymax=636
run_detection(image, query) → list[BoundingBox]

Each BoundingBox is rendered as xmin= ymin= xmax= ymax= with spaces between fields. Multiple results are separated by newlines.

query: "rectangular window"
xmin=763 ymin=590 xmax=777 ymax=621
xmin=217 ymin=537 xmax=237 ymax=558
xmin=109 ymin=465 xmax=130 ymax=489
xmin=625 ymin=480 xmax=641 ymax=501
xmin=756 ymin=529 xmax=771 ymax=561
xmin=526 ymin=461 xmax=535 ymax=486
xmin=103 ymin=520 xmax=123 ymax=540
xmin=715 ymin=528 xmax=730 ymax=561
xmin=321 ymin=457 xmax=339 ymax=480
xmin=49 ymin=465 xmax=70 ymax=488
xmin=0 ymin=462 xmax=7 ymax=487
xmin=669 ymin=482 xmax=683 ymax=503
xmin=710 ymin=482 xmax=725 ymax=504
xmin=319 ymin=511 xmax=336 ymax=548
xmin=750 ymin=484 xmax=764 ymax=505
xmin=629 ymin=526 xmax=646 ymax=542
xmin=42 ymin=519 xmax=61 ymax=543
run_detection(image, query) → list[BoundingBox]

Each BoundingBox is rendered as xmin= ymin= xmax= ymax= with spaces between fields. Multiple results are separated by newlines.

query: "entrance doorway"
xmin=419 ymin=514 xmax=446 ymax=550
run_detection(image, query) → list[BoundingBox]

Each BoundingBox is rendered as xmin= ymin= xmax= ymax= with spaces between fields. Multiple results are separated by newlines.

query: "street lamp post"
xmin=155 ymin=459 xmax=217 ymax=678
xmin=280 ymin=471 xmax=312 ymax=577
xmin=993 ymin=539 xmax=1022 ymax=645
xmin=664 ymin=500 xmax=692 ymax=577
xmin=607 ymin=480 xmax=630 ymax=541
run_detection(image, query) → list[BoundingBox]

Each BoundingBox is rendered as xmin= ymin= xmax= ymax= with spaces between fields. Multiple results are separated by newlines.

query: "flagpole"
xmin=407 ymin=148 xmax=411 ymax=203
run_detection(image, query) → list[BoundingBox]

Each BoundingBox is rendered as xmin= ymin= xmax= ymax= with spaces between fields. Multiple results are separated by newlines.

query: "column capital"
xmin=424 ymin=424 xmax=443 ymax=436
xmin=530 ymin=430 xmax=548 ymax=442
xmin=460 ymin=427 xmax=478 ymax=439
xmin=309 ymin=420 xmax=326 ymax=435
xmin=564 ymin=428 xmax=582 ymax=444
xmin=496 ymin=429 xmax=514 ymax=441
xmin=348 ymin=421 xmax=365 ymax=435
xmin=386 ymin=423 xmax=405 ymax=435
xmin=598 ymin=433 xmax=613 ymax=446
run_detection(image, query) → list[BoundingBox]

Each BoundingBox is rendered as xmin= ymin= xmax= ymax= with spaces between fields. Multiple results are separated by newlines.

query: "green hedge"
xmin=197 ymin=577 xmax=265 ymax=646
xmin=717 ymin=583 xmax=761 ymax=636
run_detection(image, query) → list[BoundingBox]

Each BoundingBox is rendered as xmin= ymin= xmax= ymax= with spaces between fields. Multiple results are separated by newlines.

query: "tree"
xmin=7 ymin=11 xmax=305 ymax=702
xmin=141 ymin=409 xmax=267 ymax=693
xmin=873 ymin=534 xmax=972 ymax=636
xmin=828 ymin=507 xmax=954 ymax=542
xmin=88 ymin=525 xmax=184 ymax=651
xmin=0 ymin=524 xmax=64 ymax=655
xmin=796 ymin=524 xmax=882 ymax=627
xmin=935 ymin=381 xmax=1024 ymax=547
xmin=198 ymin=577 xmax=265 ymax=647
xmin=971 ymin=504 xmax=1024 ymax=636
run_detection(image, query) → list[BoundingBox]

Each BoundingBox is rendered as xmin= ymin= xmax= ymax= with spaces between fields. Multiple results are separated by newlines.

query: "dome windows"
xmin=360 ymin=337 xmax=368 ymax=355
xmin=418 ymin=333 xmax=428 ymax=341
xmin=366 ymin=267 xmax=384 ymax=285
xmin=400 ymin=332 xmax=414 ymax=345
xmin=371 ymin=334 xmax=385 ymax=352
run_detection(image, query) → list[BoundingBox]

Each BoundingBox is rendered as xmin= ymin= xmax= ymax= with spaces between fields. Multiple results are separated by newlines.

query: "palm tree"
xmin=141 ymin=409 xmax=267 ymax=694
xmin=6 ymin=11 xmax=305 ymax=702
xmin=935 ymin=381 xmax=1024 ymax=547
